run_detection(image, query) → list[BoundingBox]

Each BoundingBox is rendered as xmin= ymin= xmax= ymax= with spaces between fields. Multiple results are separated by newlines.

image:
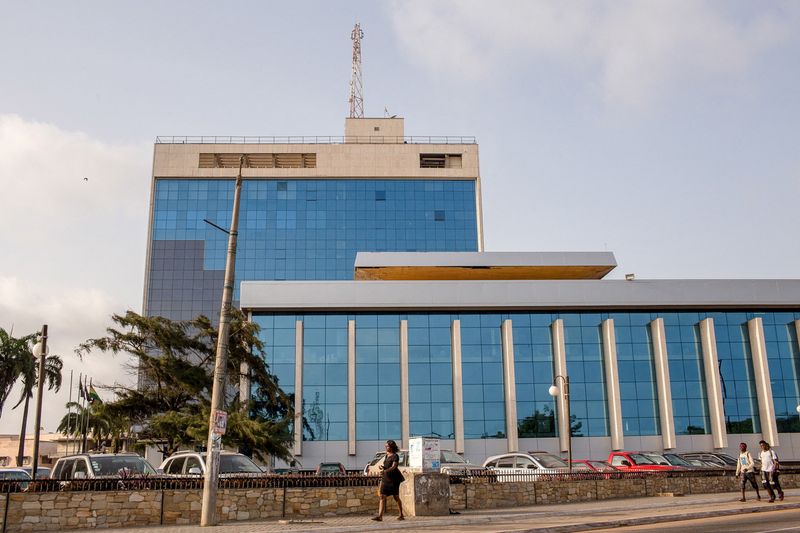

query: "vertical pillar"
xmin=602 ymin=319 xmax=624 ymax=451
xmin=293 ymin=320 xmax=304 ymax=456
xmin=748 ymin=317 xmax=779 ymax=446
xmin=650 ymin=318 xmax=676 ymax=450
xmin=551 ymin=319 xmax=569 ymax=453
xmin=699 ymin=318 xmax=728 ymax=449
xmin=501 ymin=320 xmax=518 ymax=452
xmin=451 ymin=320 xmax=465 ymax=454
xmin=400 ymin=320 xmax=410 ymax=450
xmin=348 ymin=320 xmax=356 ymax=456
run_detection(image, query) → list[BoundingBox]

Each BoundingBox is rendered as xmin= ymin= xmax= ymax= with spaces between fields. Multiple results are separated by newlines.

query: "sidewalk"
xmin=100 ymin=489 xmax=800 ymax=533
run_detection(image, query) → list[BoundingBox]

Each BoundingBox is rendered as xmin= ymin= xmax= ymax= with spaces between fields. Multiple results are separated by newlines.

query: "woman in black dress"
xmin=372 ymin=440 xmax=405 ymax=521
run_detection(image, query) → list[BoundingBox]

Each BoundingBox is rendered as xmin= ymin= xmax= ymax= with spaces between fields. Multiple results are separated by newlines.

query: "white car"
xmin=158 ymin=451 xmax=263 ymax=476
xmin=364 ymin=449 xmax=488 ymax=476
xmin=483 ymin=451 xmax=569 ymax=481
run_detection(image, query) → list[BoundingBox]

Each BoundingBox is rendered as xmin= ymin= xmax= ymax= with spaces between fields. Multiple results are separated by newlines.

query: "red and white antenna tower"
xmin=349 ymin=23 xmax=364 ymax=118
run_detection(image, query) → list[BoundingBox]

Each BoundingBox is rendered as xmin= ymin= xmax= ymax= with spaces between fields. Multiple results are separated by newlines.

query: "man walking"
xmin=735 ymin=442 xmax=760 ymax=502
xmin=759 ymin=440 xmax=784 ymax=502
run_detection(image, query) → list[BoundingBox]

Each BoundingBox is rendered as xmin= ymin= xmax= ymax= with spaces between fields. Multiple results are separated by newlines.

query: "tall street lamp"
xmin=548 ymin=374 xmax=572 ymax=474
xmin=31 ymin=325 xmax=49 ymax=482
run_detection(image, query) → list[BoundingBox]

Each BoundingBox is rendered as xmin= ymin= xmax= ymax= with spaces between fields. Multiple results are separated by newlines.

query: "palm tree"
xmin=58 ymin=401 xmax=115 ymax=451
xmin=0 ymin=327 xmax=37 ymax=418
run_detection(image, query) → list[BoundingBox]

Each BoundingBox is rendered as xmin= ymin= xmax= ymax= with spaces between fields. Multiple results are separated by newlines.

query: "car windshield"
xmin=441 ymin=451 xmax=467 ymax=464
xmin=717 ymin=454 xmax=738 ymax=466
xmin=90 ymin=456 xmax=157 ymax=476
xmin=663 ymin=454 xmax=692 ymax=466
xmin=628 ymin=454 xmax=656 ymax=465
xmin=0 ymin=471 xmax=30 ymax=481
xmin=531 ymin=454 xmax=568 ymax=468
xmin=643 ymin=454 xmax=671 ymax=466
xmin=319 ymin=464 xmax=342 ymax=472
xmin=219 ymin=455 xmax=262 ymax=474
xmin=571 ymin=462 xmax=591 ymax=471
xmin=588 ymin=461 xmax=616 ymax=471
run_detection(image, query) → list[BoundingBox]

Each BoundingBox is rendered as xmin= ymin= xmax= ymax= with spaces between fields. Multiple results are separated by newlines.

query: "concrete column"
xmin=699 ymin=318 xmax=728 ymax=449
xmin=293 ymin=320 xmax=304 ymax=456
xmin=602 ymin=319 xmax=624 ymax=451
xmin=650 ymin=318 xmax=676 ymax=450
xmin=348 ymin=320 xmax=356 ymax=456
xmin=501 ymin=319 xmax=519 ymax=452
xmin=451 ymin=320 xmax=465 ymax=454
xmin=551 ymin=319 xmax=569 ymax=453
xmin=400 ymin=320 xmax=410 ymax=450
xmin=748 ymin=317 xmax=779 ymax=446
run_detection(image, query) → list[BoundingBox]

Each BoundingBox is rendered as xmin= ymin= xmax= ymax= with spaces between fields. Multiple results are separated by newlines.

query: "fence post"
xmin=160 ymin=489 xmax=164 ymax=525
xmin=2 ymin=492 xmax=9 ymax=533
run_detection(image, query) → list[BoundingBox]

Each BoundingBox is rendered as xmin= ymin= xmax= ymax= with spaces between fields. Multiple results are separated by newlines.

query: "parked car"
xmin=316 ymin=462 xmax=346 ymax=476
xmin=158 ymin=451 xmax=263 ymax=476
xmin=657 ymin=453 xmax=709 ymax=469
xmin=0 ymin=468 xmax=32 ymax=491
xmin=19 ymin=466 xmax=51 ymax=479
xmin=607 ymin=452 xmax=682 ymax=471
xmin=483 ymin=451 xmax=570 ymax=481
xmin=679 ymin=452 xmax=739 ymax=470
xmin=52 ymin=453 xmax=157 ymax=480
xmin=365 ymin=449 xmax=488 ymax=476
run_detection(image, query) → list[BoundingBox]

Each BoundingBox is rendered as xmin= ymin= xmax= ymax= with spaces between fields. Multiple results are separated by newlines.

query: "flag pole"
xmin=66 ymin=370 xmax=73 ymax=455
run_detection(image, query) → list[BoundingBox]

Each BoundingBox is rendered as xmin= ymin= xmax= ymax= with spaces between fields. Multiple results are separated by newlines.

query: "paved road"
xmin=591 ymin=508 xmax=800 ymax=532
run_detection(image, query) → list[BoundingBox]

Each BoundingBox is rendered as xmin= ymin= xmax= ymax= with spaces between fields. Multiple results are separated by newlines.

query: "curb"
xmin=506 ymin=502 xmax=800 ymax=533
xmin=273 ymin=501 xmax=800 ymax=533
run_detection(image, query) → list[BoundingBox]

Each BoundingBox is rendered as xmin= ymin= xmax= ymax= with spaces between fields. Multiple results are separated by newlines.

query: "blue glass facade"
xmin=252 ymin=310 xmax=800 ymax=442
xmin=146 ymin=179 xmax=478 ymax=321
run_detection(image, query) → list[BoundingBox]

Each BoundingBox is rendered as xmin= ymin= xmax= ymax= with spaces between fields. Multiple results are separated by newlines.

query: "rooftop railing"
xmin=155 ymin=135 xmax=477 ymax=145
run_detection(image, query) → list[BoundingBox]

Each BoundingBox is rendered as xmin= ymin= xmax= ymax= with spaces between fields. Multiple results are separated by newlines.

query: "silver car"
xmin=483 ymin=451 xmax=569 ymax=481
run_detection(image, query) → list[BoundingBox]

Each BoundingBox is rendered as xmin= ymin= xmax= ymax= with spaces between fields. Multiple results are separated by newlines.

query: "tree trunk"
xmin=16 ymin=393 xmax=30 ymax=466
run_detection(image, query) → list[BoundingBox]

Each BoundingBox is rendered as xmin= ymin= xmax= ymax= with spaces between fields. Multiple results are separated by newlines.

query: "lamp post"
xmin=31 ymin=325 xmax=48 ymax=482
xmin=548 ymin=374 xmax=572 ymax=474
xmin=200 ymin=156 xmax=244 ymax=527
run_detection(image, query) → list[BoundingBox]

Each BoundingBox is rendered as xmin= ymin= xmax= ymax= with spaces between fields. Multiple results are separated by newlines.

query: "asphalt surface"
xmin=591 ymin=508 xmax=800 ymax=532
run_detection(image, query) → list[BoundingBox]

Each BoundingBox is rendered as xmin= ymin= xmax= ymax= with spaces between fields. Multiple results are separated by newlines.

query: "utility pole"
xmin=201 ymin=155 xmax=244 ymax=526
xmin=348 ymin=22 xmax=364 ymax=118
xmin=31 ymin=325 xmax=48 ymax=481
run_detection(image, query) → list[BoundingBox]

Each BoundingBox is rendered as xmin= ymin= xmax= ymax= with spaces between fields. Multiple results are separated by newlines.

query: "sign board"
xmin=408 ymin=436 xmax=440 ymax=472
xmin=213 ymin=410 xmax=228 ymax=436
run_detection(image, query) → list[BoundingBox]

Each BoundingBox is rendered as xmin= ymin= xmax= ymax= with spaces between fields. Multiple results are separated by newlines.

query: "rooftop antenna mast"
xmin=349 ymin=22 xmax=364 ymax=118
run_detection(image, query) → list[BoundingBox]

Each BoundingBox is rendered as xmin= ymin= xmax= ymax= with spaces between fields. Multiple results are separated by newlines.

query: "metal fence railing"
xmin=448 ymin=467 xmax=800 ymax=484
xmin=1 ymin=467 xmax=796 ymax=493
xmin=0 ymin=473 xmax=382 ymax=494
xmin=155 ymin=135 xmax=477 ymax=145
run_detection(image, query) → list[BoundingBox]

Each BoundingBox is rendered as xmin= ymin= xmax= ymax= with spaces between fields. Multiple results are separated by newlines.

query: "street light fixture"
xmin=31 ymin=325 xmax=49 ymax=483
xmin=548 ymin=374 xmax=572 ymax=474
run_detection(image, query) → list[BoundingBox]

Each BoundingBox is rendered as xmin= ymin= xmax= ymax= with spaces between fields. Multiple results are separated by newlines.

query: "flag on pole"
xmin=88 ymin=385 xmax=102 ymax=404
xmin=78 ymin=374 xmax=85 ymax=400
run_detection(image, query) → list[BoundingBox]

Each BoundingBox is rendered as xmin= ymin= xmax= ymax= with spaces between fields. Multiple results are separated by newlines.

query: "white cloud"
xmin=388 ymin=0 xmax=798 ymax=108
xmin=0 ymin=115 xmax=148 ymax=434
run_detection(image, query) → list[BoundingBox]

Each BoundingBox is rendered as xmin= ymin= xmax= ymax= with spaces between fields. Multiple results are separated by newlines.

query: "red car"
xmin=607 ymin=452 xmax=683 ymax=471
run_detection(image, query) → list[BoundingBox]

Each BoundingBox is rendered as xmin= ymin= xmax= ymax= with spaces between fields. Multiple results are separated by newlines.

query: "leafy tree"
xmin=76 ymin=309 xmax=294 ymax=461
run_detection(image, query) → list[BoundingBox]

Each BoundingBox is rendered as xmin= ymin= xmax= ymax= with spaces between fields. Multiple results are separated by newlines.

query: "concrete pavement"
xmin=97 ymin=488 xmax=800 ymax=533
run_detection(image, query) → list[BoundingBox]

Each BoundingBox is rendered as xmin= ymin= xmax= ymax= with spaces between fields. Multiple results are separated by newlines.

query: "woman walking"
xmin=372 ymin=440 xmax=405 ymax=521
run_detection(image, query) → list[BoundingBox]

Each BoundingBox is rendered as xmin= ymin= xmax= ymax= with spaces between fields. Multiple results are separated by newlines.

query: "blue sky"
xmin=1 ymin=0 xmax=799 ymax=434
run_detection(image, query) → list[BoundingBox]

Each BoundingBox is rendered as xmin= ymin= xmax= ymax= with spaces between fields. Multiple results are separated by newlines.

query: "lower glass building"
xmin=241 ymin=252 xmax=800 ymax=468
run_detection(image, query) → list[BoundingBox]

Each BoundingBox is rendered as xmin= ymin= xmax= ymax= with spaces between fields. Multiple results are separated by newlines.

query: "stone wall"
xmin=2 ymin=474 xmax=798 ymax=531
xmin=449 ymin=473 xmax=800 ymax=511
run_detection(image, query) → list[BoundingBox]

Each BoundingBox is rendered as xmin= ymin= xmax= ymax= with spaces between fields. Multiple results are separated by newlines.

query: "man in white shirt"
xmin=759 ymin=440 xmax=784 ymax=502
xmin=735 ymin=442 xmax=761 ymax=502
